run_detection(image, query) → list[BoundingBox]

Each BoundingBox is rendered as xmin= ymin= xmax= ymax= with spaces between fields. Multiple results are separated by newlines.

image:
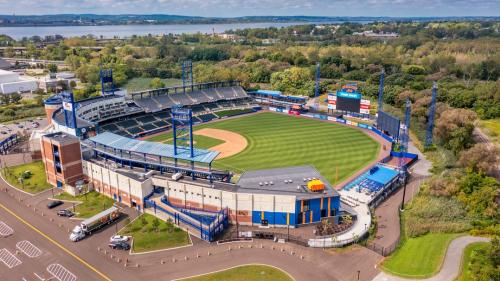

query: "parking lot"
xmin=0 ymin=117 xmax=48 ymax=137
xmin=0 ymin=206 xmax=103 ymax=281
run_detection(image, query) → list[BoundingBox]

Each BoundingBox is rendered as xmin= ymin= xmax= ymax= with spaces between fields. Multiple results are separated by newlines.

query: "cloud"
xmin=0 ymin=0 xmax=498 ymax=16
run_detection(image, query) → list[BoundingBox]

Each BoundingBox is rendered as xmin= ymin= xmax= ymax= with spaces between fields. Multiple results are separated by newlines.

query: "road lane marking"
xmin=47 ymin=264 xmax=77 ymax=281
xmin=0 ymin=202 xmax=111 ymax=281
xmin=16 ymin=240 xmax=42 ymax=258
xmin=0 ymin=221 xmax=14 ymax=237
xmin=0 ymin=248 xmax=22 ymax=268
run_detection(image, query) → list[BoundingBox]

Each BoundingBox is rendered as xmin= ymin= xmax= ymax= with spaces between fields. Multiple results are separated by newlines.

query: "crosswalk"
xmin=0 ymin=248 xmax=22 ymax=269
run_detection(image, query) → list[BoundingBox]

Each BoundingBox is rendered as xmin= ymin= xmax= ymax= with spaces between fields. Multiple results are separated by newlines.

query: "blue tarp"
xmin=366 ymin=165 xmax=399 ymax=185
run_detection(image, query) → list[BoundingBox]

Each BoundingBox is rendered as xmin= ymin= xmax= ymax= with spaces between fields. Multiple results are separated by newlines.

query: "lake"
xmin=0 ymin=22 xmax=355 ymax=39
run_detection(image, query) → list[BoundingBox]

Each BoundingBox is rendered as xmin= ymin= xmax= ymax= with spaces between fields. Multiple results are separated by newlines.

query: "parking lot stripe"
xmin=0 ymin=221 xmax=14 ymax=237
xmin=16 ymin=240 xmax=42 ymax=258
xmin=0 ymin=202 xmax=111 ymax=281
xmin=0 ymin=248 xmax=22 ymax=268
xmin=47 ymin=263 xmax=77 ymax=281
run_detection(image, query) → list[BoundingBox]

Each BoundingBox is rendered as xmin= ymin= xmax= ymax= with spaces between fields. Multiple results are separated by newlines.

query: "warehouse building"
xmin=0 ymin=69 xmax=38 ymax=94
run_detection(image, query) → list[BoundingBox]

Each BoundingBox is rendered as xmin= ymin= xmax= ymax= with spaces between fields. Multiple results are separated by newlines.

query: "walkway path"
xmin=372 ymin=236 xmax=490 ymax=281
xmin=369 ymin=141 xmax=432 ymax=252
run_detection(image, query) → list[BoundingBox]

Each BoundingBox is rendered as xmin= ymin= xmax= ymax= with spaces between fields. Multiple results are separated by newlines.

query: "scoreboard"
xmin=328 ymin=84 xmax=370 ymax=114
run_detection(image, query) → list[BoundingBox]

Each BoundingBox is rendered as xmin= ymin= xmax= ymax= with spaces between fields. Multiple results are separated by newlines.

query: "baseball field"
xmin=148 ymin=112 xmax=380 ymax=185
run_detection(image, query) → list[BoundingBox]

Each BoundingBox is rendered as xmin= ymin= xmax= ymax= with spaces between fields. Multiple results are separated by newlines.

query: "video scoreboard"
xmin=327 ymin=84 xmax=370 ymax=114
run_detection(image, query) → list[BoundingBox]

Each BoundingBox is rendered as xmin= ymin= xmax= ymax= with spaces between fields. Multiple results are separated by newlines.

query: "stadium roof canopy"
xmin=88 ymin=132 xmax=219 ymax=164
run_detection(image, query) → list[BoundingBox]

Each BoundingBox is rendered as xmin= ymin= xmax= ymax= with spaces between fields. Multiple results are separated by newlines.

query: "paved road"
xmin=0 ymin=155 xmax=384 ymax=281
xmin=372 ymin=236 xmax=490 ymax=281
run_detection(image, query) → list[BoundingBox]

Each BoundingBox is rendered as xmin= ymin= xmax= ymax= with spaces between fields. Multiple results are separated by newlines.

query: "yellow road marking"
xmin=0 ymin=202 xmax=112 ymax=281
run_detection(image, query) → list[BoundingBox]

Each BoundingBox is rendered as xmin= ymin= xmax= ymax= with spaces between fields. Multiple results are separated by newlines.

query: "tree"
xmin=149 ymin=78 xmax=165 ymax=89
xmin=152 ymin=218 xmax=160 ymax=232
xmin=47 ymin=63 xmax=58 ymax=73
xmin=270 ymin=67 xmax=315 ymax=96
xmin=459 ymin=144 xmax=500 ymax=176
xmin=458 ymin=170 xmax=499 ymax=219
xmin=435 ymin=108 xmax=477 ymax=154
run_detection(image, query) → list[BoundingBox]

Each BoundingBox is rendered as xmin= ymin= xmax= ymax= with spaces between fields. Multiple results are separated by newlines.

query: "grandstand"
xmin=131 ymin=81 xmax=250 ymax=113
xmin=95 ymin=81 xmax=257 ymax=138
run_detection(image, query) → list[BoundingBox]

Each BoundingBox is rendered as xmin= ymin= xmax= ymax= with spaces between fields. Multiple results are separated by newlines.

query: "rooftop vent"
xmin=259 ymin=182 xmax=263 ymax=186
xmin=269 ymin=181 xmax=274 ymax=185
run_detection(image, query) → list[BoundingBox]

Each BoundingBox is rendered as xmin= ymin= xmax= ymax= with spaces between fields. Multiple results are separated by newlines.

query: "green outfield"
xmin=195 ymin=112 xmax=379 ymax=185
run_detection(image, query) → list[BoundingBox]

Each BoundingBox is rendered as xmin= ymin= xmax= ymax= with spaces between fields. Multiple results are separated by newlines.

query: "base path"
xmin=373 ymin=236 xmax=490 ymax=281
xmin=195 ymin=128 xmax=248 ymax=159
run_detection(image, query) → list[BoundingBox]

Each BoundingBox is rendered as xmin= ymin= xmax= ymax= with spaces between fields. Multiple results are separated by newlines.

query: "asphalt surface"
xmin=0 ymin=151 xmax=384 ymax=281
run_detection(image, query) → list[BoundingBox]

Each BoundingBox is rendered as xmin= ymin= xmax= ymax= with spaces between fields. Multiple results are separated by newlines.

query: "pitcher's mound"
xmin=195 ymin=128 xmax=247 ymax=159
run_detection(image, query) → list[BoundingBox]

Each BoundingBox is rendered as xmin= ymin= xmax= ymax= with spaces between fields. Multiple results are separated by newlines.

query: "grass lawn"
xmin=1 ymin=160 xmax=52 ymax=194
xmin=214 ymin=108 xmax=255 ymax=118
xmin=479 ymin=119 xmax=500 ymax=145
xmin=55 ymin=191 xmax=116 ymax=218
xmin=382 ymin=233 xmax=462 ymax=278
xmin=119 ymin=214 xmax=190 ymax=252
xmin=145 ymin=134 xmax=224 ymax=149
xmin=125 ymin=78 xmax=182 ymax=92
xmin=456 ymin=242 xmax=491 ymax=281
xmin=180 ymin=264 xmax=293 ymax=281
xmin=196 ymin=112 xmax=379 ymax=185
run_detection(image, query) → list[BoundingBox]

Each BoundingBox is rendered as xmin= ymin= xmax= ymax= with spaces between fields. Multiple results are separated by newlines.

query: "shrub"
xmin=404 ymin=195 xmax=472 ymax=237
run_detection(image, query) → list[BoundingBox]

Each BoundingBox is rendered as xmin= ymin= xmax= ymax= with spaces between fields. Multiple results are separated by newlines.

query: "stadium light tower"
xmin=314 ymin=62 xmax=320 ymax=110
xmin=425 ymin=82 xmax=438 ymax=149
xmin=182 ymin=60 xmax=194 ymax=94
xmin=399 ymin=98 xmax=411 ymax=211
xmin=100 ymin=68 xmax=115 ymax=96
xmin=377 ymin=69 xmax=385 ymax=114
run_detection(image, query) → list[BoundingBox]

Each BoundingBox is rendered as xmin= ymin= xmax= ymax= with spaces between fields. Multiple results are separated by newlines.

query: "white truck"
xmin=70 ymin=206 xmax=121 ymax=242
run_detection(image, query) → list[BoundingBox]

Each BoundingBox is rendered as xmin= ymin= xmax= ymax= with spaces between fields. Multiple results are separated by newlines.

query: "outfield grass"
xmin=456 ymin=242 xmax=490 ymax=281
xmin=55 ymin=191 xmax=116 ymax=218
xmin=1 ymin=160 xmax=52 ymax=194
xmin=145 ymin=134 xmax=224 ymax=149
xmin=125 ymin=78 xmax=182 ymax=92
xmin=215 ymin=108 xmax=255 ymax=118
xmin=119 ymin=214 xmax=190 ymax=252
xmin=180 ymin=264 xmax=293 ymax=281
xmin=382 ymin=233 xmax=462 ymax=278
xmin=196 ymin=112 xmax=379 ymax=184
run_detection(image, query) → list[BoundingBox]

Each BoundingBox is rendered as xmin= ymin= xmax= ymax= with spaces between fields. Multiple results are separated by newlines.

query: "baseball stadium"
xmin=38 ymin=67 xmax=417 ymax=246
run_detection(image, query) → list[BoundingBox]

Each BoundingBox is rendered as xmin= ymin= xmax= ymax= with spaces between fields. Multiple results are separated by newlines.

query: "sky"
xmin=0 ymin=0 xmax=499 ymax=17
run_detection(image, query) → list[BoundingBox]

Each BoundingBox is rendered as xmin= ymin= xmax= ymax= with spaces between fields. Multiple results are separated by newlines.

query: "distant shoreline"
xmin=0 ymin=15 xmax=498 ymax=28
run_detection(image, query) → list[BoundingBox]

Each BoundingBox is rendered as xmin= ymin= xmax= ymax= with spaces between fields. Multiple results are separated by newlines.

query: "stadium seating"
xmin=197 ymin=113 xmax=218 ymax=122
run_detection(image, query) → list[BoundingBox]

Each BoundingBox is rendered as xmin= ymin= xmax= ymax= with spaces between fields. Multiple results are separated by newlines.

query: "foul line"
xmin=0 ymin=202 xmax=112 ymax=281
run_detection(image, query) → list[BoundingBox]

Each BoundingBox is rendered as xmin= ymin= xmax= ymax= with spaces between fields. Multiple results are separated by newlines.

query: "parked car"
xmin=109 ymin=235 xmax=130 ymax=243
xmin=47 ymin=200 xmax=63 ymax=209
xmin=0 ymin=131 xmax=6 ymax=134
xmin=108 ymin=241 xmax=130 ymax=250
xmin=17 ymin=125 xmax=24 ymax=129
xmin=57 ymin=209 xmax=74 ymax=217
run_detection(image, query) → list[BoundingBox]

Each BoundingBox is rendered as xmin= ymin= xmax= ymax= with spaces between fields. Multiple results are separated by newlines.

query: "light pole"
xmin=400 ymin=174 xmax=407 ymax=211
